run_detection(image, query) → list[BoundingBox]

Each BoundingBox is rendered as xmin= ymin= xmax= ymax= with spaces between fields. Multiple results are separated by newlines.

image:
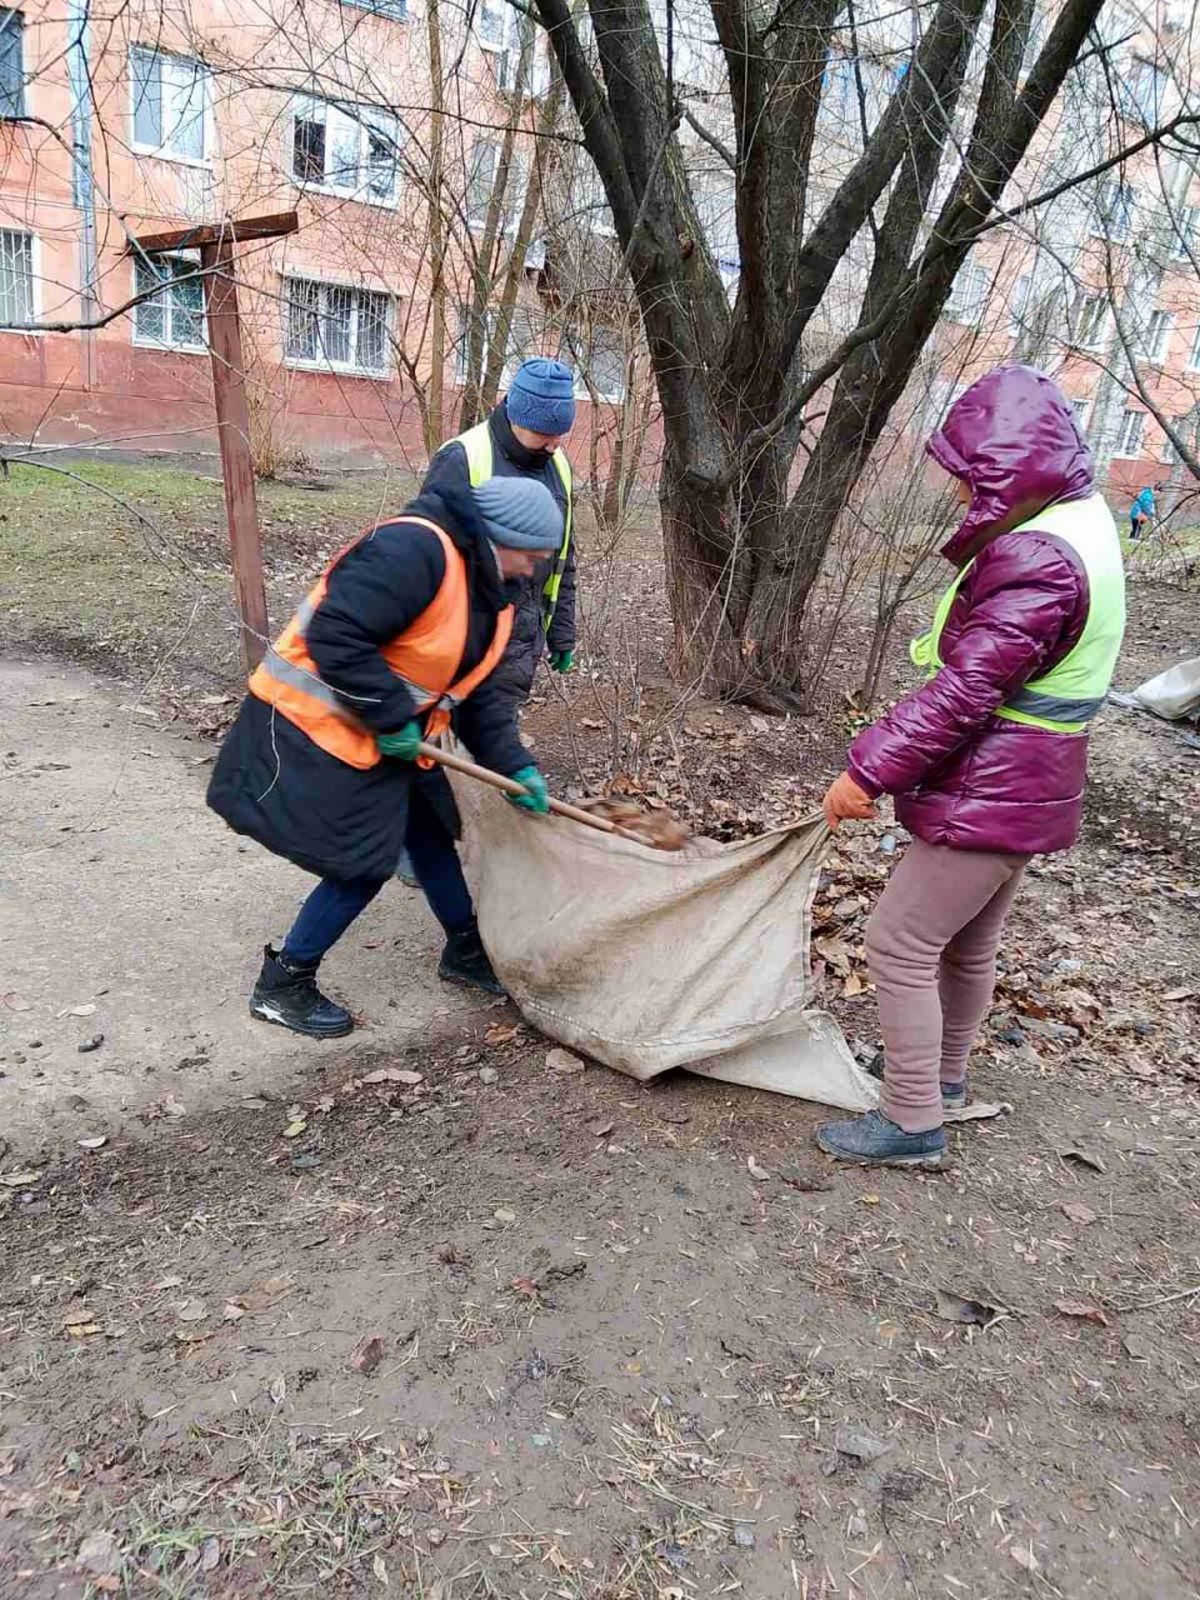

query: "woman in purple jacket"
xmin=817 ymin=366 xmax=1126 ymax=1169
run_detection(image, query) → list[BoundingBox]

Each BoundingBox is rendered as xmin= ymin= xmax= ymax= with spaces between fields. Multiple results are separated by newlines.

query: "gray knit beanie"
xmin=472 ymin=475 xmax=564 ymax=551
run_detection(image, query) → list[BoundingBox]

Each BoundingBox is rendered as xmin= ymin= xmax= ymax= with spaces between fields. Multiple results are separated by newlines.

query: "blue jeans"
xmin=281 ymin=786 xmax=474 ymax=966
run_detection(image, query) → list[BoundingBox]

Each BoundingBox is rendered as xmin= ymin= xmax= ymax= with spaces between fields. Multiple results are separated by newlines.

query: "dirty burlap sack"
xmin=454 ymin=776 xmax=878 ymax=1111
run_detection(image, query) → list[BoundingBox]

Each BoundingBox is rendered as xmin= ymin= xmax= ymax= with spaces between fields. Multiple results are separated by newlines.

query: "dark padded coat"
xmin=206 ymin=482 xmax=532 ymax=882
xmin=422 ymin=402 xmax=576 ymax=703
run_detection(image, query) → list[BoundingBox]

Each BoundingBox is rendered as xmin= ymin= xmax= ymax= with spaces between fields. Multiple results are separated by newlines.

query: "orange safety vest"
xmin=247 ymin=515 xmax=513 ymax=771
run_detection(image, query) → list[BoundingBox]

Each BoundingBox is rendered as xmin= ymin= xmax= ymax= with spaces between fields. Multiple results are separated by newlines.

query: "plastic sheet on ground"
xmin=454 ymin=774 xmax=879 ymax=1111
xmin=1109 ymin=656 xmax=1200 ymax=721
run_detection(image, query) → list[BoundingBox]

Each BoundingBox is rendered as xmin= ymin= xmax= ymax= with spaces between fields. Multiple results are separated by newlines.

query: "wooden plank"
xmin=200 ymin=237 xmax=269 ymax=671
xmin=128 ymin=211 xmax=298 ymax=255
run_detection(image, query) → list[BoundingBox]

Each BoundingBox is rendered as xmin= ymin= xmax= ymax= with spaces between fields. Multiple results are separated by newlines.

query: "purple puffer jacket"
xmin=849 ymin=366 xmax=1103 ymax=856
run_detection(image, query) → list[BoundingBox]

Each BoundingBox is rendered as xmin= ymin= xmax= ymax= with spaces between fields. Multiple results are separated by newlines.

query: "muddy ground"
xmin=2 ymin=460 xmax=1199 ymax=1599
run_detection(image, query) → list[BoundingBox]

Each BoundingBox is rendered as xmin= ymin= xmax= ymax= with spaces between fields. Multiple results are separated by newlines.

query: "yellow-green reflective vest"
xmin=452 ymin=421 xmax=573 ymax=632
xmin=911 ymin=494 xmax=1126 ymax=734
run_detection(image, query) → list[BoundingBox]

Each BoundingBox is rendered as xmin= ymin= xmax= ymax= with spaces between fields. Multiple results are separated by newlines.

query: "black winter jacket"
xmin=422 ymin=402 xmax=576 ymax=702
xmin=206 ymin=482 xmax=532 ymax=882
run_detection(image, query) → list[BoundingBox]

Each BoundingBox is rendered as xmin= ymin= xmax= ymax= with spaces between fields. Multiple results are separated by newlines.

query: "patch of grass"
xmin=0 ymin=457 xmax=417 ymax=687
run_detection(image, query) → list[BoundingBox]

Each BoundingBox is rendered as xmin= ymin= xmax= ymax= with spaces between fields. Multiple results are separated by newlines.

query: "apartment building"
xmin=0 ymin=0 xmax=614 ymax=465
xmin=1 ymin=0 xmax=1196 ymax=497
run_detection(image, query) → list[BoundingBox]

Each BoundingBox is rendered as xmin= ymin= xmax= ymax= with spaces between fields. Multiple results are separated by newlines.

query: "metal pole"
xmin=201 ymin=235 xmax=269 ymax=671
xmin=65 ymin=0 xmax=98 ymax=387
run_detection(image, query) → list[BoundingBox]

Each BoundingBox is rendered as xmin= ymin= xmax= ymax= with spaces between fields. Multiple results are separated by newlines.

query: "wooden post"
xmin=129 ymin=212 xmax=296 ymax=671
xmin=201 ymin=233 xmax=268 ymax=671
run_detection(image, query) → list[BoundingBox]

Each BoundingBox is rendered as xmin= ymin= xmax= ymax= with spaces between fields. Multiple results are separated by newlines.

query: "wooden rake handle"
xmin=416 ymin=741 xmax=657 ymax=848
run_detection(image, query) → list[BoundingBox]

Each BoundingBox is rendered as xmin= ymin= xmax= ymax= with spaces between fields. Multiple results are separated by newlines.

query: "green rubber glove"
xmin=507 ymin=764 xmax=550 ymax=813
xmin=376 ymin=721 xmax=422 ymax=760
xmin=548 ymin=648 xmax=576 ymax=673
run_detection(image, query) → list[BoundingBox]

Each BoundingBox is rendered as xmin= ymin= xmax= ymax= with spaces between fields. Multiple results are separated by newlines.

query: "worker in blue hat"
xmin=392 ymin=358 xmax=580 ymax=887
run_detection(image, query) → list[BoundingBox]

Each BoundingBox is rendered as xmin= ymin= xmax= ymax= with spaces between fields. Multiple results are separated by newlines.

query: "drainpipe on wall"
xmin=66 ymin=0 xmax=98 ymax=388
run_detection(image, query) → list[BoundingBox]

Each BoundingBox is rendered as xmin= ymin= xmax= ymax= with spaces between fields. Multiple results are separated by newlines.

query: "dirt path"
xmin=0 ymin=656 xmax=490 ymax=1153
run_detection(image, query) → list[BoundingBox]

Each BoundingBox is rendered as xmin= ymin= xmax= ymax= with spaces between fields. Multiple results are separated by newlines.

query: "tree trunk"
xmin=424 ymin=0 xmax=447 ymax=453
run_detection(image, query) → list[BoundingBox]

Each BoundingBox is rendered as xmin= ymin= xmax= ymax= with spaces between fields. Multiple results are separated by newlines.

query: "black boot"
xmin=438 ymin=921 xmax=507 ymax=996
xmin=250 ymin=946 xmax=353 ymax=1038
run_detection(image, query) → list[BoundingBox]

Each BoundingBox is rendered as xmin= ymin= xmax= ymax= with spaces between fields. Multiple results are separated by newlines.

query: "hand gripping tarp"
xmin=455 ymin=778 xmax=879 ymax=1111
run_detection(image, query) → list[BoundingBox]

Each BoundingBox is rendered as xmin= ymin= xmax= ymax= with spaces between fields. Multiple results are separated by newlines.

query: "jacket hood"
xmin=927 ymin=366 xmax=1095 ymax=565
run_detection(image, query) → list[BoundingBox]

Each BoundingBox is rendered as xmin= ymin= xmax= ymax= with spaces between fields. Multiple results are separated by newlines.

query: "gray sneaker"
xmin=816 ymin=1109 xmax=948 ymax=1169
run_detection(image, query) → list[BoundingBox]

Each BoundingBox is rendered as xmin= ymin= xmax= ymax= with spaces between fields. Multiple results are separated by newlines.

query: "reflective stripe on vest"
xmin=247 ymin=515 xmax=514 ymax=771
xmin=454 ymin=420 xmax=573 ymax=630
xmin=914 ymin=494 xmax=1127 ymax=734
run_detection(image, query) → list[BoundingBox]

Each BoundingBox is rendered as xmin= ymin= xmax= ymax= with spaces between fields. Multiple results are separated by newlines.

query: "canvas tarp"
xmin=1120 ymin=657 xmax=1200 ymax=721
xmin=454 ymin=776 xmax=879 ymax=1112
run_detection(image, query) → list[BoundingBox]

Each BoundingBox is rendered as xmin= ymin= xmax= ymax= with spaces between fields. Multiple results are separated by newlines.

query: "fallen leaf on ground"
xmin=746 ymin=1156 xmax=771 ymax=1180
xmin=373 ymin=1551 xmax=389 ymax=1586
xmin=1 ymin=1171 xmax=42 ymax=1188
xmin=815 ymin=937 xmax=852 ymax=977
xmin=77 ymin=1136 xmax=107 ymax=1151
xmin=1122 ymin=1332 xmax=1154 ymax=1360
xmin=62 ymin=1004 xmax=97 ymax=1018
xmin=1008 ymin=1542 xmax=1039 ymax=1574
xmin=546 ymin=1048 xmax=585 ymax=1075
xmin=362 ymin=1068 xmax=424 ymax=1086
xmin=350 ymin=1335 xmax=385 ymax=1375
xmin=1061 ymin=1202 xmax=1098 ymax=1226
xmin=222 ymin=1301 xmax=245 ymax=1322
xmin=1059 ymin=1144 xmax=1107 ymax=1173
xmin=589 ymin=1120 xmax=614 ymax=1138
xmin=176 ymin=1299 xmax=207 ymax=1323
xmin=281 ymin=1119 xmax=307 ymax=1139
xmin=199 ymin=1537 xmax=221 ymax=1573
xmin=943 ymin=1100 xmax=1012 ymax=1123
xmin=1055 ymin=1299 xmax=1109 ymax=1327
xmin=935 ymin=1286 xmax=1011 ymax=1326
xmin=485 ymin=1022 xmax=521 ymax=1046
xmin=834 ymin=1423 xmax=892 ymax=1464
xmin=1163 ymin=987 xmax=1195 ymax=1002
xmin=1 ymin=994 xmax=32 ymax=1012
xmin=76 ymin=1529 xmax=120 ymax=1577
xmin=493 ymin=1207 xmax=516 ymax=1224
xmin=511 ymin=1276 xmax=540 ymax=1297
xmin=843 ymin=972 xmax=867 ymax=997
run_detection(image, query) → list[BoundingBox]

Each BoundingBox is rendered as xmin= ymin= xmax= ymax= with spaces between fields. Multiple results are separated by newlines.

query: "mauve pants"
xmin=867 ymin=837 xmax=1030 ymax=1134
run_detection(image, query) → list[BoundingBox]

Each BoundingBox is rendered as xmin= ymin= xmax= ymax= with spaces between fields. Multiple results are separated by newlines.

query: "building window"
xmin=1070 ymin=396 xmax=1090 ymax=433
xmin=0 ymin=9 xmax=24 ymax=119
xmin=466 ymin=139 xmax=500 ymax=225
xmin=1189 ymin=322 xmax=1200 ymax=371
xmin=1069 ymin=293 xmax=1109 ymax=351
xmin=1094 ymin=178 xmax=1134 ymax=241
xmin=452 ymin=305 xmax=532 ymax=387
xmin=1171 ymin=205 xmax=1198 ymax=261
xmin=284 ymin=278 xmax=389 ymax=375
xmin=1008 ymin=273 xmax=1031 ymax=335
xmin=0 ymin=226 xmax=34 ymax=325
xmin=1142 ymin=308 xmax=1172 ymax=362
xmin=290 ymin=97 xmax=401 ymax=206
xmin=341 ymin=0 xmax=406 ymax=18
xmin=476 ymin=0 xmax=509 ymax=49
xmin=944 ymin=262 xmax=989 ymax=327
xmin=573 ymin=330 xmax=626 ymax=404
xmin=131 ymin=47 xmax=209 ymax=161
xmin=133 ymin=253 xmax=206 ymax=350
xmin=1115 ymin=409 xmax=1146 ymax=458
xmin=1123 ymin=58 xmax=1168 ymax=126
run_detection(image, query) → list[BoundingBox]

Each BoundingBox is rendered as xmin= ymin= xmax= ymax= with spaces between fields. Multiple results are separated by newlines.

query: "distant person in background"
xmin=394 ymin=358 xmax=580 ymax=885
xmin=1130 ymin=484 xmax=1156 ymax=540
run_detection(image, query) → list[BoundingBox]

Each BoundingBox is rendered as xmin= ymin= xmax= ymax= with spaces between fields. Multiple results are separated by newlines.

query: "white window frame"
xmin=466 ymin=138 xmax=501 ymax=227
xmin=1142 ymin=308 xmax=1172 ymax=362
xmin=476 ymin=0 xmax=550 ymax=97
xmin=0 ymin=225 xmax=39 ymax=330
xmin=1114 ymin=408 xmax=1146 ymax=459
xmin=1008 ymin=272 xmax=1032 ymax=335
xmin=1170 ymin=204 xmax=1198 ymax=262
xmin=282 ymin=276 xmax=392 ymax=378
xmin=1070 ymin=396 xmax=1091 ymax=433
xmin=1070 ymin=293 xmax=1110 ymax=352
xmin=129 ymin=46 xmax=212 ymax=166
xmin=341 ymin=0 xmax=407 ymax=20
xmin=1123 ymin=57 xmax=1168 ymax=126
xmin=289 ymin=95 xmax=402 ymax=209
xmin=1188 ymin=322 xmax=1200 ymax=372
xmin=944 ymin=262 xmax=989 ymax=328
xmin=576 ymin=331 xmax=626 ymax=404
xmin=131 ymin=250 xmax=207 ymax=352
xmin=0 ymin=7 xmax=25 ymax=119
xmin=1093 ymin=177 xmax=1135 ymax=242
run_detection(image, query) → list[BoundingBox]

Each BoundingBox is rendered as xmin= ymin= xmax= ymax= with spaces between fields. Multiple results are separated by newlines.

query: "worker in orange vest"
xmin=207 ymin=476 xmax=564 ymax=1038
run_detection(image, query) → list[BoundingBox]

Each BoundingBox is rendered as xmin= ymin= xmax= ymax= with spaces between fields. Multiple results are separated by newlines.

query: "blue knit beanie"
xmin=472 ymin=476 xmax=564 ymax=551
xmin=505 ymin=357 xmax=577 ymax=437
